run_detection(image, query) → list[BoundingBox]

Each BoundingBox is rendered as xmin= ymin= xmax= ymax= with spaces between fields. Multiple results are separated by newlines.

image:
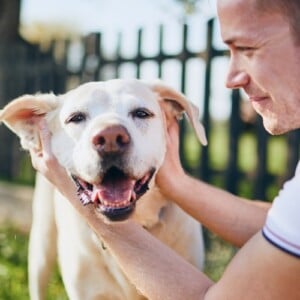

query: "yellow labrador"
xmin=0 ymin=79 xmax=207 ymax=300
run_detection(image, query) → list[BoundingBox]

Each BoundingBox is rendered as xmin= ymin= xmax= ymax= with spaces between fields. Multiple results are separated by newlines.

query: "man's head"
xmin=217 ymin=0 xmax=300 ymax=134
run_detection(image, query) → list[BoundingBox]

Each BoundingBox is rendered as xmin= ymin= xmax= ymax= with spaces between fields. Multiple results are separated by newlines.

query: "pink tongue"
xmin=92 ymin=178 xmax=135 ymax=204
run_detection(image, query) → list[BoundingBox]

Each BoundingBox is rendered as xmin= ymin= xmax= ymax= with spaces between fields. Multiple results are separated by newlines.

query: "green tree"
xmin=174 ymin=0 xmax=201 ymax=14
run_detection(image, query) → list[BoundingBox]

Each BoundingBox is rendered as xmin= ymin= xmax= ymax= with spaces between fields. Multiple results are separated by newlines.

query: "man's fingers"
xmin=167 ymin=119 xmax=180 ymax=148
xmin=28 ymin=118 xmax=53 ymax=172
xmin=37 ymin=118 xmax=52 ymax=155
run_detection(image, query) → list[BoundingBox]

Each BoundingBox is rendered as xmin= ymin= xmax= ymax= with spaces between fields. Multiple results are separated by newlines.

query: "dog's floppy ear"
xmin=148 ymin=81 xmax=207 ymax=146
xmin=0 ymin=93 xmax=59 ymax=151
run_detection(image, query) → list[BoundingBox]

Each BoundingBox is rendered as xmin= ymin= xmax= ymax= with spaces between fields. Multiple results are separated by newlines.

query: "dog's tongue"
xmin=92 ymin=177 xmax=135 ymax=205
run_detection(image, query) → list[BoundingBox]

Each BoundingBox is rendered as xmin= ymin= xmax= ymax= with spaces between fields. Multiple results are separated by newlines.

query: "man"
xmin=30 ymin=0 xmax=300 ymax=298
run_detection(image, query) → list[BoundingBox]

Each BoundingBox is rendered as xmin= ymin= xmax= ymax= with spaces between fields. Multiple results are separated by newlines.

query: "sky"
xmin=20 ymin=0 xmax=231 ymax=120
xmin=21 ymin=0 xmax=217 ymax=33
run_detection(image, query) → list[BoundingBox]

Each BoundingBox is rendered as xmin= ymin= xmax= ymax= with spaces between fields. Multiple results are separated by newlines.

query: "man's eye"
xmin=131 ymin=108 xmax=154 ymax=119
xmin=65 ymin=112 xmax=87 ymax=124
xmin=236 ymin=46 xmax=255 ymax=52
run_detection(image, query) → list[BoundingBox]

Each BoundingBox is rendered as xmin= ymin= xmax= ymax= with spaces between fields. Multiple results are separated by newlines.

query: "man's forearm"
xmin=93 ymin=220 xmax=213 ymax=300
xmin=56 ymin=180 xmax=213 ymax=299
xmin=166 ymin=174 xmax=270 ymax=247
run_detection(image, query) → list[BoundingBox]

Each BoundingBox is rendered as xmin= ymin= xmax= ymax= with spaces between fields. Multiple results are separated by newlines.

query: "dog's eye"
xmin=131 ymin=108 xmax=153 ymax=119
xmin=66 ymin=112 xmax=87 ymax=124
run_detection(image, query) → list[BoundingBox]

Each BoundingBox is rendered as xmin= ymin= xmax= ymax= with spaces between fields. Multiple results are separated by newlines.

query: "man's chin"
xmin=262 ymin=118 xmax=288 ymax=136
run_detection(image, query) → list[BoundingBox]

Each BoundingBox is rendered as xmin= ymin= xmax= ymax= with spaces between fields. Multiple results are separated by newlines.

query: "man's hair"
xmin=256 ymin=0 xmax=300 ymax=43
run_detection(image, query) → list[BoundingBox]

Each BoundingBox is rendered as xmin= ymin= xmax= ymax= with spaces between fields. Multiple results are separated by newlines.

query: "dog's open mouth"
xmin=72 ymin=167 xmax=155 ymax=221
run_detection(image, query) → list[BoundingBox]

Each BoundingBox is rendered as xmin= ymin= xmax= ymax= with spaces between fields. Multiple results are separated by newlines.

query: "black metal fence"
xmin=0 ymin=18 xmax=299 ymax=201
xmin=0 ymin=39 xmax=65 ymax=181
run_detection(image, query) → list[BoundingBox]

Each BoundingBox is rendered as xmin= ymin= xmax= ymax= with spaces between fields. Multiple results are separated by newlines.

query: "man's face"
xmin=217 ymin=0 xmax=300 ymax=134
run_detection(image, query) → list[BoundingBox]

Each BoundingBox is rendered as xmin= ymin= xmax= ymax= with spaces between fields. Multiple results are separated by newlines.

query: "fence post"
xmin=254 ymin=117 xmax=269 ymax=200
xmin=199 ymin=18 xmax=214 ymax=181
xmin=225 ymin=89 xmax=242 ymax=194
xmin=286 ymin=129 xmax=300 ymax=180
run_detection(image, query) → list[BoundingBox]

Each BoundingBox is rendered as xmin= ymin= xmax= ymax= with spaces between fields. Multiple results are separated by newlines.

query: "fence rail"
xmin=0 ymin=18 xmax=299 ymax=201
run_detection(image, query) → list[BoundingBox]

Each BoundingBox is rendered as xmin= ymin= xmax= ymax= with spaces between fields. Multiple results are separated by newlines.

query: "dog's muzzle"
xmin=72 ymin=124 xmax=155 ymax=220
xmin=72 ymin=167 xmax=155 ymax=221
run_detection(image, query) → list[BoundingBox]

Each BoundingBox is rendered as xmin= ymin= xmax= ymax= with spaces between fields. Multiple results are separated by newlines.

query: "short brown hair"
xmin=256 ymin=0 xmax=300 ymax=43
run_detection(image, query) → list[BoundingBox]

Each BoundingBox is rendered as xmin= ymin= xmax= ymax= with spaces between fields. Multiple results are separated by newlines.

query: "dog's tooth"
xmin=115 ymin=202 xmax=122 ymax=208
xmin=131 ymin=191 xmax=136 ymax=202
xmin=92 ymin=190 xmax=102 ymax=203
xmin=80 ymin=192 xmax=92 ymax=205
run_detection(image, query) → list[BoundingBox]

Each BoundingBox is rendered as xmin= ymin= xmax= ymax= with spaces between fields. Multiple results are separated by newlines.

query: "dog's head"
xmin=0 ymin=79 xmax=206 ymax=221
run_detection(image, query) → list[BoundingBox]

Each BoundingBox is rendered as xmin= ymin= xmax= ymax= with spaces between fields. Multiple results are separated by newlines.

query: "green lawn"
xmin=0 ymin=228 xmax=29 ymax=300
xmin=0 ymin=227 xmax=67 ymax=300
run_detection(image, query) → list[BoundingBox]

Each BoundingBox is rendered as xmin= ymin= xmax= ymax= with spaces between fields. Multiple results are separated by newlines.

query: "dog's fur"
xmin=0 ymin=79 xmax=207 ymax=300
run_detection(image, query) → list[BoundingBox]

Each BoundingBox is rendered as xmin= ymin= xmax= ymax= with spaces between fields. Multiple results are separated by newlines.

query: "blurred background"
xmin=0 ymin=0 xmax=299 ymax=298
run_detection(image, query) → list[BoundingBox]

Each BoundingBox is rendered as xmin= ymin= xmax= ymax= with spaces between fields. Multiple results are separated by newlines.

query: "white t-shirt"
xmin=262 ymin=161 xmax=300 ymax=257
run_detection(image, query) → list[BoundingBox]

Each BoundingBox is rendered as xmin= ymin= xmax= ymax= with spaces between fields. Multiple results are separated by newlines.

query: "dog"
xmin=0 ymin=79 xmax=207 ymax=300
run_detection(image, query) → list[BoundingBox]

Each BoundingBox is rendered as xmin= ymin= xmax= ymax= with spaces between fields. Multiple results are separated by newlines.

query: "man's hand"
xmin=156 ymin=119 xmax=186 ymax=198
xmin=29 ymin=119 xmax=69 ymax=189
xmin=28 ymin=119 xmax=101 ymax=222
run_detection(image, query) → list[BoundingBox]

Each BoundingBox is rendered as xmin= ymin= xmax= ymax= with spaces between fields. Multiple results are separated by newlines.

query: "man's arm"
xmin=90 ymin=219 xmax=300 ymax=300
xmin=156 ymin=120 xmax=270 ymax=247
xmin=30 ymin=120 xmax=300 ymax=300
xmin=206 ymin=232 xmax=300 ymax=300
xmin=28 ymin=175 xmax=300 ymax=300
xmin=164 ymin=173 xmax=270 ymax=247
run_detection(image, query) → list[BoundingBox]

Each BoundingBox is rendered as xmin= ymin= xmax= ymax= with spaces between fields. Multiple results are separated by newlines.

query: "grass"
xmin=0 ymin=228 xmax=29 ymax=300
xmin=203 ymin=231 xmax=236 ymax=281
xmin=0 ymin=227 xmax=67 ymax=300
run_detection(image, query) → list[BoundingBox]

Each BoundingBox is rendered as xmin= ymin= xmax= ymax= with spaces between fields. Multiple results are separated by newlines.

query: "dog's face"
xmin=0 ymin=79 xmax=207 ymax=221
xmin=52 ymin=80 xmax=168 ymax=220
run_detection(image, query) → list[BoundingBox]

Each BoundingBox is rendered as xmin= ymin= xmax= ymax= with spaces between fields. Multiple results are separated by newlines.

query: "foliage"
xmin=174 ymin=0 xmax=202 ymax=14
xmin=0 ymin=228 xmax=29 ymax=300
xmin=183 ymin=121 xmax=286 ymax=201
xmin=0 ymin=227 xmax=67 ymax=300
xmin=204 ymin=230 xmax=236 ymax=281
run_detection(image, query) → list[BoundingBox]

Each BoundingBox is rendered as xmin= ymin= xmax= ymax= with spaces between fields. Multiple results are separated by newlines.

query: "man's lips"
xmin=248 ymin=95 xmax=269 ymax=102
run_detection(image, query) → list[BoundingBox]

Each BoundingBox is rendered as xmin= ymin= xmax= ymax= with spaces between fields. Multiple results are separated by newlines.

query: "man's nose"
xmin=225 ymin=60 xmax=249 ymax=89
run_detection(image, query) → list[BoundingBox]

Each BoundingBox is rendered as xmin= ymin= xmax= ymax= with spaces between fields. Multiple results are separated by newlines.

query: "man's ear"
xmin=0 ymin=93 xmax=59 ymax=151
xmin=148 ymin=80 xmax=207 ymax=146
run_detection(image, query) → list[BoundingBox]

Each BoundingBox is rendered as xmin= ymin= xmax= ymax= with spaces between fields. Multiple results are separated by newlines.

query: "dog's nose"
xmin=92 ymin=125 xmax=130 ymax=155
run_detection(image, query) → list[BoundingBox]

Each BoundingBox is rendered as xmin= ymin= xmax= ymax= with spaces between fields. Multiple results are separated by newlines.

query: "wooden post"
xmin=0 ymin=0 xmax=22 ymax=179
xmin=0 ymin=0 xmax=21 ymax=42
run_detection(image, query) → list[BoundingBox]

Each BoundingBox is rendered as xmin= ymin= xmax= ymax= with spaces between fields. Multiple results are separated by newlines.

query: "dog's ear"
xmin=148 ymin=81 xmax=207 ymax=146
xmin=0 ymin=93 xmax=59 ymax=151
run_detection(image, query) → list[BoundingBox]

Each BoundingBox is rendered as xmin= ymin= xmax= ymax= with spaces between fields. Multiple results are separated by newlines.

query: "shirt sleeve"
xmin=262 ymin=162 xmax=300 ymax=258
